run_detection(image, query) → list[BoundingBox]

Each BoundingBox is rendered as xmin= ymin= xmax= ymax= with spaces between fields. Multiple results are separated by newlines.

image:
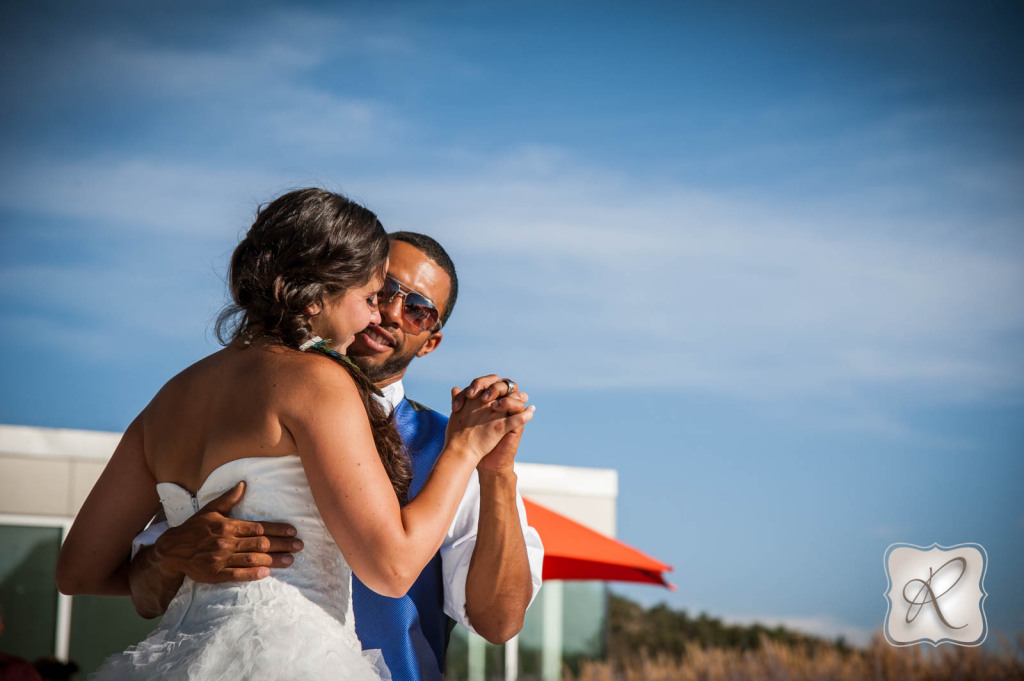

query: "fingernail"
xmin=257 ymin=567 xmax=270 ymax=578
xmin=292 ymin=540 xmax=303 ymax=550
xmin=281 ymin=555 xmax=293 ymax=564
xmin=286 ymin=527 xmax=297 ymax=536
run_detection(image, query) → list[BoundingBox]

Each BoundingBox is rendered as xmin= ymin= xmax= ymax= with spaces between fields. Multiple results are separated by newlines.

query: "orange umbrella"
xmin=523 ymin=498 xmax=675 ymax=590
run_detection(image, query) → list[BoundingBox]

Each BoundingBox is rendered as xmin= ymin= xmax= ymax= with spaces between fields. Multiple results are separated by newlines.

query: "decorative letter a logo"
xmin=883 ymin=543 xmax=987 ymax=647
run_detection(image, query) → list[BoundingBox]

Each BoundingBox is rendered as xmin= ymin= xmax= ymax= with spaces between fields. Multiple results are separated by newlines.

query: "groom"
xmin=128 ymin=232 xmax=544 ymax=681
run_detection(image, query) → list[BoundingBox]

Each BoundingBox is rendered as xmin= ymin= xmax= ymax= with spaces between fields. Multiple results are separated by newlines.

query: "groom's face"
xmin=348 ymin=240 xmax=451 ymax=387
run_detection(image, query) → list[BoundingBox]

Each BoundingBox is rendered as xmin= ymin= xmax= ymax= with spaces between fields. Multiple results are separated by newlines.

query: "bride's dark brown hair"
xmin=216 ymin=188 xmax=411 ymax=503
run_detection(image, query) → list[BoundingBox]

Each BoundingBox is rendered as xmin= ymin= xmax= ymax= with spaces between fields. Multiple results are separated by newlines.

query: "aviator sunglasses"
xmin=378 ymin=275 xmax=441 ymax=332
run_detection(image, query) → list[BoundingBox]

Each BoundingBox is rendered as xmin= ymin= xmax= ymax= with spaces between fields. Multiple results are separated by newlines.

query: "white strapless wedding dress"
xmin=91 ymin=456 xmax=391 ymax=681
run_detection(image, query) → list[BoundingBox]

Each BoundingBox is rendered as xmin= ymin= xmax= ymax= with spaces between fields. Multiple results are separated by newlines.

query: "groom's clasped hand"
xmin=446 ymin=374 xmax=534 ymax=463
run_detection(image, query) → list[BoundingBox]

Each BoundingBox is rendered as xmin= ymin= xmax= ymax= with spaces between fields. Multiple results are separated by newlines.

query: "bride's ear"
xmin=306 ymin=300 xmax=323 ymax=316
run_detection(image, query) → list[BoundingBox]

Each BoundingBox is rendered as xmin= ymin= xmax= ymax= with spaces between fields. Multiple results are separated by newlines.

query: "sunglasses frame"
xmin=379 ymin=274 xmax=442 ymax=332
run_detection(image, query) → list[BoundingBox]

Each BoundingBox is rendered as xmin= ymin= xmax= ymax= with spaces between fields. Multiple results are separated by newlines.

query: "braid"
xmin=308 ymin=340 xmax=412 ymax=504
xmin=216 ymin=188 xmax=410 ymax=503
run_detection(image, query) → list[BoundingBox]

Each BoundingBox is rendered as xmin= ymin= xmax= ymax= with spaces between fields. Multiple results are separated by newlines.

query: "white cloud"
xmin=0 ymin=159 xmax=285 ymax=236
xmin=2 ymin=146 xmax=1021 ymax=409
xmin=824 ymin=410 xmax=976 ymax=450
xmin=0 ymin=8 xmax=410 ymax=161
xmin=356 ymin=152 xmax=1024 ymax=403
xmin=0 ymin=261 xmax=223 ymax=358
xmin=1 ymin=6 xmax=1020 ymax=409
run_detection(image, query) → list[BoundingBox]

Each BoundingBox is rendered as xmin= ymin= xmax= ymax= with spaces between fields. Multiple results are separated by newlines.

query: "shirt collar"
xmin=375 ymin=379 xmax=405 ymax=411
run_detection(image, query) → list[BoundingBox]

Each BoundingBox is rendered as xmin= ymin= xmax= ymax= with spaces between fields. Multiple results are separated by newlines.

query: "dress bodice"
xmin=92 ymin=455 xmax=390 ymax=680
xmin=156 ymin=456 xmax=352 ymax=628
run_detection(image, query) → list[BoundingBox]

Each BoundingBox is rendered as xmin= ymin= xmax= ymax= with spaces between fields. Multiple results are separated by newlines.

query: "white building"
xmin=0 ymin=423 xmax=619 ymax=681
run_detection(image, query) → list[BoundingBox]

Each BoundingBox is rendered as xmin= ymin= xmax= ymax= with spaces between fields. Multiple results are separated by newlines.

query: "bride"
xmin=56 ymin=188 xmax=534 ymax=680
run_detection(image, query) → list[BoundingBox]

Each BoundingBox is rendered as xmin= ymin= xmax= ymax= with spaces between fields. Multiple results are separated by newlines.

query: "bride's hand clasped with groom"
xmin=447 ymin=374 xmax=533 ymax=467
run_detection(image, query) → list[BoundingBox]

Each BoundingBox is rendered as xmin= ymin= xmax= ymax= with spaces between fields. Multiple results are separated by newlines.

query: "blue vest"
xmin=352 ymin=397 xmax=454 ymax=681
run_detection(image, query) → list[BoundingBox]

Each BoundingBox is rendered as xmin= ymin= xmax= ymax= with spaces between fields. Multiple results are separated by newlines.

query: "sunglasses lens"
xmin=379 ymin=277 xmax=401 ymax=304
xmin=403 ymin=293 xmax=439 ymax=330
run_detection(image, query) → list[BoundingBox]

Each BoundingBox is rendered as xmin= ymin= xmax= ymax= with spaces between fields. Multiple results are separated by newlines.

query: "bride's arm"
xmin=284 ymin=365 xmax=533 ymax=598
xmin=56 ymin=414 xmax=162 ymax=595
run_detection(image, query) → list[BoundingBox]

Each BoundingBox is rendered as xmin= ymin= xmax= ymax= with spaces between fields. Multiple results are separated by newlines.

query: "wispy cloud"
xmin=0 ymin=160 xmax=285 ymax=236
xmin=355 ymin=150 xmax=1024 ymax=405
xmin=0 ymin=258 xmax=224 ymax=361
xmin=2 ymin=144 xmax=1022 ymax=407
xmin=1 ymin=3 xmax=1021 ymax=420
xmin=0 ymin=7 xmax=412 ymax=162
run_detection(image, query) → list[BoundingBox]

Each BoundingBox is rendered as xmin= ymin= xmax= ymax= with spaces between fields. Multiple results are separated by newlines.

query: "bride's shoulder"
xmin=146 ymin=348 xmax=233 ymax=405
xmin=265 ymin=346 xmax=362 ymax=403
xmin=273 ymin=353 xmax=368 ymax=436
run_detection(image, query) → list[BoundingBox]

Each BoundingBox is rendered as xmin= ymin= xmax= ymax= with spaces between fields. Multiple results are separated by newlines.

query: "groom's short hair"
xmin=389 ymin=231 xmax=459 ymax=327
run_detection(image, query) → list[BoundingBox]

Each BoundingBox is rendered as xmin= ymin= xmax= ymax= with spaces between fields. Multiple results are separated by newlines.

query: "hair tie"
xmin=299 ymin=336 xmax=323 ymax=351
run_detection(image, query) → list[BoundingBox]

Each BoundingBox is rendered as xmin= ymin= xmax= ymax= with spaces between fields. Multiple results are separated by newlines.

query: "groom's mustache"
xmin=360 ymin=324 xmax=398 ymax=348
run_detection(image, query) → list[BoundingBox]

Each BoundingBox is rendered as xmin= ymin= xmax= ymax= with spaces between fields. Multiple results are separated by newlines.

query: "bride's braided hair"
xmin=216 ymin=188 xmax=411 ymax=503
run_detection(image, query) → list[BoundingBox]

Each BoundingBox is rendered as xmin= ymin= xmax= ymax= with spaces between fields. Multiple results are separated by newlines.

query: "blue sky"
xmin=1 ymin=0 xmax=1021 ymax=644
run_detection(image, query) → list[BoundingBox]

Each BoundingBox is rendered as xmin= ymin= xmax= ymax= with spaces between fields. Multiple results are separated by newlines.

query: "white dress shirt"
xmin=377 ymin=380 xmax=544 ymax=631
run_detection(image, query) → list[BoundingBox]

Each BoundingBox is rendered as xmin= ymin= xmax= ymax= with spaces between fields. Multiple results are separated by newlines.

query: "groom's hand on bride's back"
xmin=130 ymin=481 xmax=302 ymax=618
xmin=155 ymin=481 xmax=303 ymax=583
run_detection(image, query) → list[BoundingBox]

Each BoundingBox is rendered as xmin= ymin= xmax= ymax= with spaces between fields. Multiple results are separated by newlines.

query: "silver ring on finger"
xmin=501 ymin=378 xmax=517 ymax=397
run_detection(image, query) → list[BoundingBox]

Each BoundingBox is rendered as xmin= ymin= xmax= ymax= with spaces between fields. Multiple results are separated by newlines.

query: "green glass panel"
xmin=562 ymin=581 xmax=607 ymax=656
xmin=445 ymin=624 xmax=469 ymax=679
xmin=443 ymin=625 xmax=507 ymax=681
xmin=518 ymin=580 xmax=546 ymax=677
xmin=69 ymin=595 xmax=159 ymax=677
xmin=0 ymin=524 xmax=62 ymax=660
xmin=438 ymin=581 xmax=609 ymax=680
xmin=518 ymin=580 xmax=608 ymax=679
xmin=561 ymin=581 xmax=607 ymax=675
xmin=484 ymin=634 xmax=504 ymax=680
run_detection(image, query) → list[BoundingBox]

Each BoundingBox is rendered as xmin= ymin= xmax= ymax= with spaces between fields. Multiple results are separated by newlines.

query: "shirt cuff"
xmin=131 ymin=519 xmax=170 ymax=560
xmin=440 ymin=480 xmax=545 ymax=633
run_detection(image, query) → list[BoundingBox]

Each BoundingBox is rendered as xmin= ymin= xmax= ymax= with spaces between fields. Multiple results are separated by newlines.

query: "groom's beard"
xmin=350 ymin=345 xmax=419 ymax=385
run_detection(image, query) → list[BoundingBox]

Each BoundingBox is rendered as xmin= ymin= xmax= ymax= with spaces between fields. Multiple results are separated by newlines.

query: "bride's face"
xmin=309 ymin=269 xmax=386 ymax=353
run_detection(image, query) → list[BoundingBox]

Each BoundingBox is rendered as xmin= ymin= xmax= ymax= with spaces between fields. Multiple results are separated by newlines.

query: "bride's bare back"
xmin=143 ymin=344 xmax=311 ymax=494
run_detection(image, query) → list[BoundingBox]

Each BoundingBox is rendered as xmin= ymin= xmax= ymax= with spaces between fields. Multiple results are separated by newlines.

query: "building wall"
xmin=0 ymin=424 xmax=617 ymax=680
xmin=0 ymin=425 xmax=619 ymax=534
xmin=0 ymin=426 xmax=118 ymax=518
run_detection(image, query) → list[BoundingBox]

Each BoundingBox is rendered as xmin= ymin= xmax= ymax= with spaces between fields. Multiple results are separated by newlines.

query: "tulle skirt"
xmin=90 ymin=578 xmax=390 ymax=681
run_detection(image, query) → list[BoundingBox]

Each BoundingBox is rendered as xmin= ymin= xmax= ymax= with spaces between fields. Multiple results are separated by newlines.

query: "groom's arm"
xmin=129 ymin=544 xmax=183 ymax=619
xmin=440 ymin=464 xmax=543 ymax=645
xmin=129 ymin=482 xmax=302 ymax=618
xmin=448 ymin=377 xmax=542 ymax=644
xmin=464 ymin=437 xmax=536 ymax=643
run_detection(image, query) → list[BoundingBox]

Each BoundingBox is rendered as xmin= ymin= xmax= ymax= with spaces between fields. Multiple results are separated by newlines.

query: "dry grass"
xmin=568 ymin=633 xmax=1024 ymax=681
